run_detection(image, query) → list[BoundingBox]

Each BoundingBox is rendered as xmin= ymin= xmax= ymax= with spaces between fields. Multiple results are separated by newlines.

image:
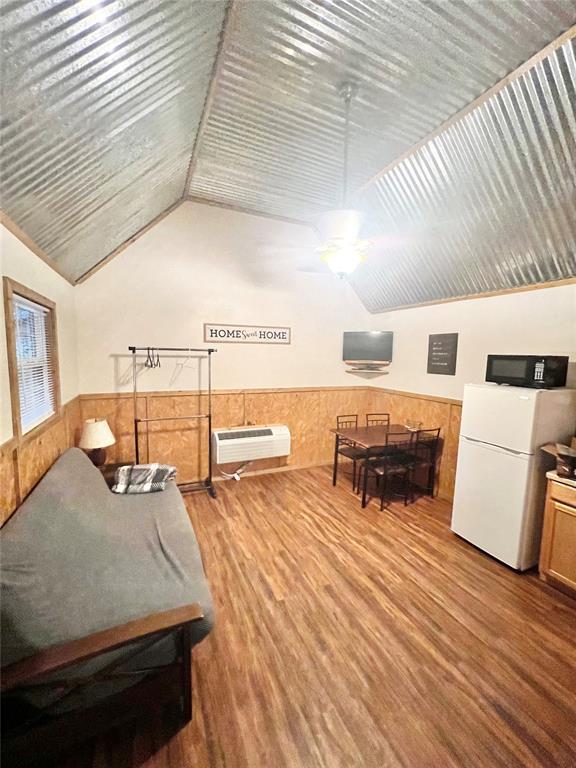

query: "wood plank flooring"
xmin=64 ymin=467 xmax=576 ymax=767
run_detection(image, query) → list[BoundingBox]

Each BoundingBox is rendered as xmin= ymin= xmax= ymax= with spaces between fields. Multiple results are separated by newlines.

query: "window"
xmin=4 ymin=278 xmax=60 ymax=436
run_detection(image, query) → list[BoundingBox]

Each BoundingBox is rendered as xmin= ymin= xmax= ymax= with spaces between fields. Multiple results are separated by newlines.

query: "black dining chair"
xmin=409 ymin=428 xmax=441 ymax=497
xmin=359 ymin=432 xmax=416 ymax=509
xmin=366 ymin=413 xmax=390 ymax=426
xmin=333 ymin=415 xmax=365 ymax=490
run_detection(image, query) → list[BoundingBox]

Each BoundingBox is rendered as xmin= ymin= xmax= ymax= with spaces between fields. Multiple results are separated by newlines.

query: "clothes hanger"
xmin=168 ymin=348 xmax=195 ymax=385
xmin=145 ymin=347 xmax=161 ymax=368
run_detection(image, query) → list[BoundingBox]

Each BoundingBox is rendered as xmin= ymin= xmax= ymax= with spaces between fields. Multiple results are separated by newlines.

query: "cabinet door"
xmin=546 ymin=501 xmax=576 ymax=590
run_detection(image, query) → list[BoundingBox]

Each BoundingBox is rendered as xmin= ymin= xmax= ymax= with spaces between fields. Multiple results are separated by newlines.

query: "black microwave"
xmin=485 ymin=355 xmax=569 ymax=388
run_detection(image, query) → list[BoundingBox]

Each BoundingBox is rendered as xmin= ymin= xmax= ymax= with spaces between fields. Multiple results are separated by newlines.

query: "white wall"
xmin=0 ymin=225 xmax=79 ymax=443
xmin=368 ymin=284 xmax=576 ymax=400
xmin=75 ymin=202 xmax=372 ymax=393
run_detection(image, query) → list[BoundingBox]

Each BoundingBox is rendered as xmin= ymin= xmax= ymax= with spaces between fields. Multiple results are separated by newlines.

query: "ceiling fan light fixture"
xmin=319 ymin=239 xmax=368 ymax=276
xmin=316 ymin=208 xmax=368 ymax=275
xmin=318 ymin=81 xmax=368 ymax=277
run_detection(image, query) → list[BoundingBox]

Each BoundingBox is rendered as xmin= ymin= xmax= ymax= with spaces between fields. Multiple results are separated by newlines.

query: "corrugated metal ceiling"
xmin=349 ymin=38 xmax=576 ymax=311
xmin=0 ymin=0 xmax=227 ymax=281
xmin=0 ymin=0 xmax=574 ymax=301
xmin=188 ymin=0 xmax=575 ymax=221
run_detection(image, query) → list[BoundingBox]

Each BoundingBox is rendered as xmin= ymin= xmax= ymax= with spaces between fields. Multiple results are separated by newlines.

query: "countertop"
xmin=546 ymin=470 xmax=576 ymax=489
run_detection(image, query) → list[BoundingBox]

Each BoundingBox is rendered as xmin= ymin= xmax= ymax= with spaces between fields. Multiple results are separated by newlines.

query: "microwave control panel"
xmin=533 ymin=360 xmax=545 ymax=382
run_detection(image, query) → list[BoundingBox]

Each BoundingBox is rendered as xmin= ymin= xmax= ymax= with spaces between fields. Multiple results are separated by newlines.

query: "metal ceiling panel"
xmin=188 ymin=0 xmax=576 ymax=221
xmin=0 ymin=0 xmax=227 ymax=281
xmin=349 ymin=39 xmax=576 ymax=312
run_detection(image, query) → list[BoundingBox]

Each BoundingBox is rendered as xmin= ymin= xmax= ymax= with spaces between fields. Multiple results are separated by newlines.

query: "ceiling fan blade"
xmin=249 ymin=244 xmax=328 ymax=274
xmin=369 ymin=233 xmax=415 ymax=250
xmin=295 ymin=262 xmax=329 ymax=274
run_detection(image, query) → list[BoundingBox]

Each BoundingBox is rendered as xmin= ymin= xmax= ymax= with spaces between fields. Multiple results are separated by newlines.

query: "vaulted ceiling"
xmin=1 ymin=0 xmax=575 ymax=309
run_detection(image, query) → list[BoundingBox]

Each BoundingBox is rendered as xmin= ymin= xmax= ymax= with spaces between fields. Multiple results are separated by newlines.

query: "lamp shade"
xmin=79 ymin=418 xmax=115 ymax=449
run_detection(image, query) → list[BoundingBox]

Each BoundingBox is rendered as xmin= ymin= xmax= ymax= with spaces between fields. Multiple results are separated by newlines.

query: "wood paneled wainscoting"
xmin=0 ymin=398 xmax=82 ymax=524
xmin=366 ymin=388 xmax=462 ymax=500
xmin=0 ymin=387 xmax=462 ymax=524
xmin=77 ymin=386 xmax=462 ymax=500
xmin=76 ymin=388 xmax=373 ymax=485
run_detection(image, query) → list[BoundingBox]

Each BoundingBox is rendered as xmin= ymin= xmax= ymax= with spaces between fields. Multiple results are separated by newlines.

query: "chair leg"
xmin=332 ymin=436 xmax=339 ymax=486
xmin=380 ymin=473 xmax=388 ymax=511
xmin=427 ymin=450 xmax=438 ymax=496
xmin=352 ymin=460 xmax=357 ymax=491
xmin=361 ymin=462 xmax=369 ymax=508
xmin=428 ymin=464 xmax=435 ymax=496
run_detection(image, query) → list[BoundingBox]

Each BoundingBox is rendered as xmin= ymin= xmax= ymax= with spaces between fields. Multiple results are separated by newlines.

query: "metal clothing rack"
xmin=128 ymin=346 xmax=217 ymax=498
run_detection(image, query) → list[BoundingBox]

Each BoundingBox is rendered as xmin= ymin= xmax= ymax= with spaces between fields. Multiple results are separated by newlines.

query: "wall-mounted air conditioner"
xmin=212 ymin=425 xmax=291 ymax=464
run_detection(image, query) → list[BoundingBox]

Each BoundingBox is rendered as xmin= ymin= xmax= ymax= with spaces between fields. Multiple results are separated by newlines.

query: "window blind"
xmin=13 ymin=294 xmax=56 ymax=434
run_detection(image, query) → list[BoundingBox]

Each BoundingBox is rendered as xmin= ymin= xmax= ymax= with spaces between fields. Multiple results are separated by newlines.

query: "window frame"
xmin=3 ymin=277 xmax=61 ymax=440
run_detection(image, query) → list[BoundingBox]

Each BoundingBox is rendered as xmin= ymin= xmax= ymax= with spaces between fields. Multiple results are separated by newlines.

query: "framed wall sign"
xmin=204 ymin=323 xmax=291 ymax=345
xmin=427 ymin=333 xmax=458 ymax=375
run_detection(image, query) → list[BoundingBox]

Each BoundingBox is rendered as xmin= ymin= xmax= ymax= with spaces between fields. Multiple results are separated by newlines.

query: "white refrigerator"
xmin=451 ymin=384 xmax=576 ymax=570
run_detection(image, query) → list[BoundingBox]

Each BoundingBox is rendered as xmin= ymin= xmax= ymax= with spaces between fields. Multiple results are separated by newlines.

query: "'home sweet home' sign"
xmin=204 ymin=324 xmax=291 ymax=345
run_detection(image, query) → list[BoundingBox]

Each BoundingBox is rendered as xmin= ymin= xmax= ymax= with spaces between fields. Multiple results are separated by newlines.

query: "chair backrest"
xmin=386 ymin=430 xmax=415 ymax=450
xmin=365 ymin=431 xmax=414 ymax=460
xmin=366 ymin=413 xmax=390 ymax=427
xmin=337 ymin=414 xmax=358 ymax=429
xmin=365 ymin=443 xmax=389 ymax=460
xmin=416 ymin=428 xmax=441 ymax=456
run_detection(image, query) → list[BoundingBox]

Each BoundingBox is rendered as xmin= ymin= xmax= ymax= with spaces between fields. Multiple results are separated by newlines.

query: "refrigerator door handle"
xmin=461 ymin=435 xmax=527 ymax=456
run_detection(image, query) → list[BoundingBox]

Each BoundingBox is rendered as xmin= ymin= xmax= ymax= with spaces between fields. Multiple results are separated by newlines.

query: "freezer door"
xmin=460 ymin=384 xmax=539 ymax=454
xmin=451 ymin=436 xmax=536 ymax=569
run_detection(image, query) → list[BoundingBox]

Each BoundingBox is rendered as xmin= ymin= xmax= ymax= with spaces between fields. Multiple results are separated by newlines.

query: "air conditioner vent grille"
xmin=213 ymin=425 xmax=290 ymax=463
xmin=218 ymin=428 xmax=274 ymax=440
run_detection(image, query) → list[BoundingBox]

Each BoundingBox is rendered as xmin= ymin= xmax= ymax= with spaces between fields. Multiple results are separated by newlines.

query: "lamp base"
xmin=86 ymin=447 xmax=107 ymax=468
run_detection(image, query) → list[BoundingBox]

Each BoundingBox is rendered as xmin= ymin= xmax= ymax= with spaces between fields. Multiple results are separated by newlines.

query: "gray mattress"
xmin=1 ymin=448 xmax=214 ymax=712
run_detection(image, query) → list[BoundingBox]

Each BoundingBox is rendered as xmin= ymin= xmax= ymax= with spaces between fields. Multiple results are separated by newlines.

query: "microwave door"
xmin=487 ymin=356 xmax=529 ymax=385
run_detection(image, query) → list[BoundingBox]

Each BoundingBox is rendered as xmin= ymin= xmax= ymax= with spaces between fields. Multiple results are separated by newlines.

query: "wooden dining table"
xmin=330 ymin=423 xmax=413 ymax=487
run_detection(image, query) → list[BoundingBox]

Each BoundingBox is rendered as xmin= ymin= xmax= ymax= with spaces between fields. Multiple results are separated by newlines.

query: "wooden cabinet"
xmin=539 ymin=475 xmax=576 ymax=597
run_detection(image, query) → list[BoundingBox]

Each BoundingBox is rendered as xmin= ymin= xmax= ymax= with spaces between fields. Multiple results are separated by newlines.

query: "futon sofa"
xmin=1 ymin=448 xmax=213 ymax=765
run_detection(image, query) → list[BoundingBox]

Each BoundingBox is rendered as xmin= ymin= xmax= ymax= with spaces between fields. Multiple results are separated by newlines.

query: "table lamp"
xmin=79 ymin=418 xmax=116 ymax=467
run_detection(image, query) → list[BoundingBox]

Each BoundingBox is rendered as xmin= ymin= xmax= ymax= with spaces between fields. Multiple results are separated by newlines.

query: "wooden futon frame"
xmin=1 ymin=603 xmax=204 ymax=766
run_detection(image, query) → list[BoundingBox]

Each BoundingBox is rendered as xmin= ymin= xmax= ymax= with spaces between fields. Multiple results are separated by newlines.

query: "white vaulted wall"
xmin=368 ymin=284 xmax=576 ymax=400
xmin=74 ymin=202 xmax=372 ymax=393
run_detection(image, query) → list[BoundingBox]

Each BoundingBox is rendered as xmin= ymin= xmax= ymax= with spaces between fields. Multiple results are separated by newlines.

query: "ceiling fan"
xmin=245 ymin=81 xmax=367 ymax=279
xmin=246 ymin=81 xmax=415 ymax=281
xmin=315 ymin=81 xmax=370 ymax=277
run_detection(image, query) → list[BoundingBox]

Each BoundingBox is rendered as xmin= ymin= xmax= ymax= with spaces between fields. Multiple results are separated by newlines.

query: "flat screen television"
xmin=343 ymin=331 xmax=393 ymax=364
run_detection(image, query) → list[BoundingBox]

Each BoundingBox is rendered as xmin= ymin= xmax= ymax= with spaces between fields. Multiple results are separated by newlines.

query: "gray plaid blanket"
xmin=112 ymin=463 xmax=177 ymax=494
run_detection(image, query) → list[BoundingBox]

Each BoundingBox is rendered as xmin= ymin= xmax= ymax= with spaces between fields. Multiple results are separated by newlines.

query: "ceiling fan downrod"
xmin=338 ymin=80 xmax=358 ymax=207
